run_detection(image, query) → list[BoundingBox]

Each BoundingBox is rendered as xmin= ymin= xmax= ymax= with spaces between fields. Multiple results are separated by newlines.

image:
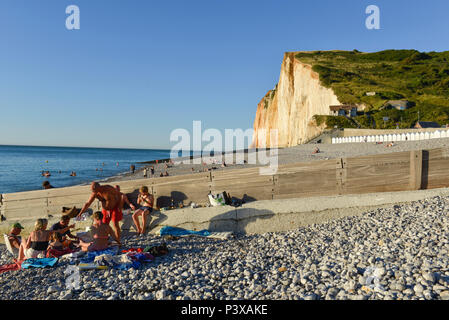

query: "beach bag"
xmin=208 ymin=192 xmax=231 ymax=206
xmin=208 ymin=193 xmax=226 ymax=206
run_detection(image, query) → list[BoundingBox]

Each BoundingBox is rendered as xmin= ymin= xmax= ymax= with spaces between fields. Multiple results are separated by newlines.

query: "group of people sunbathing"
xmin=6 ymin=182 xmax=156 ymax=261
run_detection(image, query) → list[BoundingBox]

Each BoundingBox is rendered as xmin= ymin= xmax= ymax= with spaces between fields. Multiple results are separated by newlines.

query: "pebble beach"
xmin=1 ymin=193 xmax=449 ymax=300
xmin=2 ymin=138 xmax=449 ymax=300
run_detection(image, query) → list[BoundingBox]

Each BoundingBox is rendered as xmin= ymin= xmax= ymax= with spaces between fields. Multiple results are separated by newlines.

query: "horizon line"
xmin=0 ymin=143 xmax=172 ymax=151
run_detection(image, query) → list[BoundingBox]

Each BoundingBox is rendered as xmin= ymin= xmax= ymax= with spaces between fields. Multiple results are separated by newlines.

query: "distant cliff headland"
xmin=252 ymin=49 xmax=449 ymax=148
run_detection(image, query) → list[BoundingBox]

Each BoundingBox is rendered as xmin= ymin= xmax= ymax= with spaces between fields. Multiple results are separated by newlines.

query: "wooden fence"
xmin=1 ymin=148 xmax=449 ymax=221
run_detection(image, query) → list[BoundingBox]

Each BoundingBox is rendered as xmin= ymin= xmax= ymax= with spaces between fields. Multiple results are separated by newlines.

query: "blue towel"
xmin=160 ymin=226 xmax=211 ymax=237
xmin=22 ymin=258 xmax=58 ymax=269
xmin=80 ymin=247 xmax=119 ymax=264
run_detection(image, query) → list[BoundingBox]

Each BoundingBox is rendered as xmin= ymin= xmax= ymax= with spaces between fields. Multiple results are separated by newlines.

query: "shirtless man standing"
xmin=77 ymin=182 xmax=123 ymax=241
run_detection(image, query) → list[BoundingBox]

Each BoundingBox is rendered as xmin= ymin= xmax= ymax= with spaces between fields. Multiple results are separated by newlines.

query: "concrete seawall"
xmin=147 ymin=187 xmax=449 ymax=235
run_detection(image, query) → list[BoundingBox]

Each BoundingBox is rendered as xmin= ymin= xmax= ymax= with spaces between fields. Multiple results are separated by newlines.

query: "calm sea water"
xmin=0 ymin=145 xmax=172 ymax=194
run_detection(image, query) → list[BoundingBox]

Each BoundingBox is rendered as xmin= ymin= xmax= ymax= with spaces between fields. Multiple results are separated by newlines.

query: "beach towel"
xmin=21 ymin=258 xmax=58 ymax=269
xmin=94 ymin=254 xmax=116 ymax=268
xmin=0 ymin=263 xmax=21 ymax=274
xmin=80 ymin=247 xmax=119 ymax=264
xmin=121 ymin=248 xmax=143 ymax=254
xmin=47 ymin=247 xmax=73 ymax=258
xmin=60 ymin=252 xmax=86 ymax=265
xmin=127 ymin=252 xmax=154 ymax=263
xmin=93 ymin=253 xmax=139 ymax=270
xmin=159 ymin=226 xmax=211 ymax=237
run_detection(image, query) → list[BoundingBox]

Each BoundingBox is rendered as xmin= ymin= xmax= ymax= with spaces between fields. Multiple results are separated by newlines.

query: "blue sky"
xmin=0 ymin=0 xmax=448 ymax=149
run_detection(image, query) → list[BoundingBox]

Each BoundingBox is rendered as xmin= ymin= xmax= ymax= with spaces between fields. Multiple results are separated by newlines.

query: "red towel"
xmin=121 ymin=248 xmax=143 ymax=253
xmin=46 ymin=248 xmax=73 ymax=258
xmin=0 ymin=263 xmax=21 ymax=274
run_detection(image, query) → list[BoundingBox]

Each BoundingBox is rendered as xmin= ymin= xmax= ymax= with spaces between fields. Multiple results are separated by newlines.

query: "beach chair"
xmin=3 ymin=234 xmax=16 ymax=257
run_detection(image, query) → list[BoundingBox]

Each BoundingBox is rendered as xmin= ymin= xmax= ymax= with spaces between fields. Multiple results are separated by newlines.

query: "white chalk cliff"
xmin=251 ymin=52 xmax=341 ymax=148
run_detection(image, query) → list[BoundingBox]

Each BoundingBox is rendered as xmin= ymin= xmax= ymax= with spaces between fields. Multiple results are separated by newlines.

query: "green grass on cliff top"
xmin=295 ymin=50 xmax=449 ymax=128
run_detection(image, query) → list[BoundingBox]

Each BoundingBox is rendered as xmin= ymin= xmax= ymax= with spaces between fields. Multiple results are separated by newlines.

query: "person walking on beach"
xmin=77 ymin=182 xmax=123 ymax=242
xmin=150 ymin=166 xmax=155 ymax=177
xmin=143 ymin=167 xmax=148 ymax=178
xmin=130 ymin=164 xmax=135 ymax=174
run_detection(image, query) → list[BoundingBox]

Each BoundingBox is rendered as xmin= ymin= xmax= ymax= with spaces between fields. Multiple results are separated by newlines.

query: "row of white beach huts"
xmin=332 ymin=130 xmax=449 ymax=144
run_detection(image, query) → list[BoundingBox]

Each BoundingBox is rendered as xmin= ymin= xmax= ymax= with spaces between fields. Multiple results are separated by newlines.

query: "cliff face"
xmin=251 ymin=52 xmax=341 ymax=148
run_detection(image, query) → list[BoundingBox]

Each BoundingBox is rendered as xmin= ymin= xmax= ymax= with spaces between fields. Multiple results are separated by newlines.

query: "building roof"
xmin=329 ymin=105 xmax=357 ymax=111
xmin=385 ymin=100 xmax=410 ymax=108
xmin=415 ymin=121 xmax=440 ymax=128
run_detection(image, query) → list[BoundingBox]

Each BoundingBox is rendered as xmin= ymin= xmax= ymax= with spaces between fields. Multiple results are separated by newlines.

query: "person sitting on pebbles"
xmin=16 ymin=218 xmax=74 ymax=261
xmin=7 ymin=223 xmax=24 ymax=257
xmin=132 ymin=186 xmax=154 ymax=235
xmin=79 ymin=211 xmax=121 ymax=251
xmin=312 ymin=147 xmax=320 ymax=154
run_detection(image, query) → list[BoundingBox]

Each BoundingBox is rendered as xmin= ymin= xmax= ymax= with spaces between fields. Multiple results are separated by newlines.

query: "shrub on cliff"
xmin=298 ymin=49 xmax=449 ymax=128
xmin=313 ymin=115 xmax=357 ymax=129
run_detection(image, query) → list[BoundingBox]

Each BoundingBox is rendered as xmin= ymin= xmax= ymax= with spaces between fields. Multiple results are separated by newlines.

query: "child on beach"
xmin=46 ymin=232 xmax=74 ymax=257
xmin=48 ymin=233 xmax=64 ymax=251
xmin=132 ymin=186 xmax=154 ymax=235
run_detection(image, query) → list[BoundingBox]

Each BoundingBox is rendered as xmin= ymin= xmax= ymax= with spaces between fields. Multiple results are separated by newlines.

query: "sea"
xmin=0 ymin=145 xmax=172 ymax=194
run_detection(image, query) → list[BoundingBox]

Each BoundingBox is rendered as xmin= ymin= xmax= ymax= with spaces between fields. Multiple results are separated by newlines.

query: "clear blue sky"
xmin=0 ymin=0 xmax=448 ymax=149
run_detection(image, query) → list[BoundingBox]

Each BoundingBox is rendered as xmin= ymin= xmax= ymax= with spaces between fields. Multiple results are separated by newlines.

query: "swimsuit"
xmin=30 ymin=241 xmax=49 ymax=251
xmin=139 ymin=196 xmax=153 ymax=212
xmin=102 ymin=206 xmax=123 ymax=224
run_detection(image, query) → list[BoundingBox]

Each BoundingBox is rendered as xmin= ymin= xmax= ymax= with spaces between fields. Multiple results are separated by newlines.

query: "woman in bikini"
xmin=132 ymin=186 xmax=154 ymax=235
xmin=79 ymin=211 xmax=120 ymax=251
xmin=17 ymin=218 xmax=74 ymax=261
